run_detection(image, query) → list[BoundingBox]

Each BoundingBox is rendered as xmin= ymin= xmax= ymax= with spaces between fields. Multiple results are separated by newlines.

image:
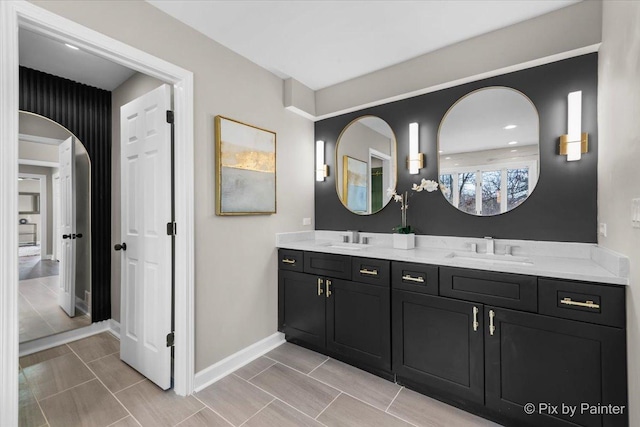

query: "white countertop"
xmin=276 ymin=231 xmax=629 ymax=286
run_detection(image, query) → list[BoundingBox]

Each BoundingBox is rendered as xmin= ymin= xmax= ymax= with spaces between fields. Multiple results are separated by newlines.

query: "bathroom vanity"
xmin=277 ymin=232 xmax=629 ymax=427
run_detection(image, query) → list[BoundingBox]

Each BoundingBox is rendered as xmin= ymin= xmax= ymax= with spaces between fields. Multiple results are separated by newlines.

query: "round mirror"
xmin=19 ymin=111 xmax=92 ymax=343
xmin=438 ymin=87 xmax=539 ymax=216
xmin=336 ymin=116 xmax=397 ymax=214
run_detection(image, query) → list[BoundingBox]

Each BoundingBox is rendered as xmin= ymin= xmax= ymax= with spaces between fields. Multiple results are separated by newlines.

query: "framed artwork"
xmin=343 ymin=155 xmax=367 ymax=213
xmin=215 ymin=115 xmax=276 ymax=215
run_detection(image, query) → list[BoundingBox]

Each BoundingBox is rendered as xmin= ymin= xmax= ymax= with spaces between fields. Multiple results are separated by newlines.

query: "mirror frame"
xmin=335 ymin=115 xmax=398 ymax=215
xmin=436 ymin=86 xmax=540 ymax=216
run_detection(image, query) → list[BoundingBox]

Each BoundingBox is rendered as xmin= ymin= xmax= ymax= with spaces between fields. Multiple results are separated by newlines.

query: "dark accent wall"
xmin=315 ymin=54 xmax=598 ymax=243
xmin=19 ymin=67 xmax=112 ymax=321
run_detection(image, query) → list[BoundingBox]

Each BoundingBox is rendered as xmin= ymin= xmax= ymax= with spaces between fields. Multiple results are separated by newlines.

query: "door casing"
xmin=0 ymin=2 xmax=195 ymax=425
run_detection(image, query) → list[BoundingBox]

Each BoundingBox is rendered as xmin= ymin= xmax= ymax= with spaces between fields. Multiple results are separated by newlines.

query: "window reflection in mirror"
xmin=336 ymin=116 xmax=397 ymax=215
xmin=438 ymin=87 xmax=539 ymax=216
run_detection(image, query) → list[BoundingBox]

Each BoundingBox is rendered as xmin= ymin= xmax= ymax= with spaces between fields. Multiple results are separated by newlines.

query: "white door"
xmin=120 ymin=84 xmax=173 ymax=390
xmin=52 ymin=172 xmax=61 ymax=262
xmin=58 ymin=137 xmax=76 ymax=317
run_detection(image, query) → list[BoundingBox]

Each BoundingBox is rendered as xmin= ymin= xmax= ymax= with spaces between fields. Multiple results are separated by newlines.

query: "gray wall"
xmin=315 ymin=54 xmax=599 ymax=243
xmin=33 ymin=0 xmax=316 ymax=371
xmin=598 ymin=1 xmax=640 ymax=424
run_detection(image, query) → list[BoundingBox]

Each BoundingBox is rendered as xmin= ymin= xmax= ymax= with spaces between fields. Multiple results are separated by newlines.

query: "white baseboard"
xmin=194 ymin=332 xmax=285 ymax=392
xmin=19 ymin=320 xmax=113 ymax=357
xmin=75 ymin=297 xmax=89 ymax=316
xmin=43 ymin=254 xmax=53 ymax=260
xmin=109 ymin=319 xmax=121 ymax=339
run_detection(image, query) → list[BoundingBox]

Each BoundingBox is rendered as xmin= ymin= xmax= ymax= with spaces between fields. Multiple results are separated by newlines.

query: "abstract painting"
xmin=215 ymin=116 xmax=276 ymax=215
xmin=343 ymin=156 xmax=367 ymax=213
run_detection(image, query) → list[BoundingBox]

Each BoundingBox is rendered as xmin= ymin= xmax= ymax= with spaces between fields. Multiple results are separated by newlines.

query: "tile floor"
xmin=19 ymin=274 xmax=91 ymax=343
xmin=20 ymin=333 xmax=501 ymax=427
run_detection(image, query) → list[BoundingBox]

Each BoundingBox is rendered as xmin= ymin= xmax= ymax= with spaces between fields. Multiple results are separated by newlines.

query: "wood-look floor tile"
xmin=68 ymin=332 xmax=119 ymax=363
xmin=19 ymin=372 xmax=46 ymax=427
xmin=317 ymin=394 xmax=412 ymax=427
xmin=39 ymin=379 xmax=128 ymax=427
xmin=264 ymin=343 xmax=328 ymax=374
xmin=309 ymin=358 xmax=401 ymax=410
xmin=40 ymin=308 xmax=91 ymax=333
xmin=243 ymin=399 xmax=323 ymax=427
xmin=176 ymin=408 xmax=232 ymax=427
xmin=108 ymin=416 xmax=142 ymax=426
xmin=22 ymin=352 xmax=95 ymax=400
xmin=233 ymin=357 xmax=276 ymax=380
xmin=116 ymin=380 xmax=203 ymax=427
xmin=196 ymin=374 xmax=273 ymax=426
xmin=88 ymin=353 xmax=145 ymax=393
xmin=20 ymin=345 xmax=71 ymax=369
xmin=249 ymin=363 xmax=339 ymax=418
xmin=19 ymin=315 xmax=56 ymax=343
xmin=387 ymin=388 xmax=502 ymax=427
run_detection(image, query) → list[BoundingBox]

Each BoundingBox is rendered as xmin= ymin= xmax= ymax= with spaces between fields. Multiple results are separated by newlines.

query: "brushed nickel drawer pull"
xmin=317 ymin=278 xmax=324 ymax=296
xmin=473 ymin=306 xmax=479 ymax=332
xmin=326 ymin=280 xmax=332 ymax=298
xmin=402 ymin=274 xmax=425 ymax=283
xmin=282 ymin=258 xmax=296 ymax=265
xmin=359 ymin=268 xmax=378 ymax=276
xmin=560 ymin=297 xmax=600 ymax=309
xmin=489 ymin=310 xmax=496 ymax=336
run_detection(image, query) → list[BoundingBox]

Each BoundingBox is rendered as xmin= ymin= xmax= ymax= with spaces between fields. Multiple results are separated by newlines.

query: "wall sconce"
xmin=560 ymin=91 xmax=588 ymax=161
xmin=407 ymin=122 xmax=424 ymax=174
xmin=315 ymin=140 xmax=328 ymax=181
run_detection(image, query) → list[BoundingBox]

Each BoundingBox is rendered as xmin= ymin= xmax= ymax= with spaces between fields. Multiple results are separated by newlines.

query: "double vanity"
xmin=276 ymin=231 xmax=629 ymax=427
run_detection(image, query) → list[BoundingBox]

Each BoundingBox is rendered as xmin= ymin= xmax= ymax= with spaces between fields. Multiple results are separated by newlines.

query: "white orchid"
xmin=389 ymin=178 xmax=442 ymax=234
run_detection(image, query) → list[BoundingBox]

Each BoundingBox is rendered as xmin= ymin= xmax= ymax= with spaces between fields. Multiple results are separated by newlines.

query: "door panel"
xmin=57 ymin=136 xmax=76 ymax=317
xmin=393 ymin=291 xmax=484 ymax=405
xmin=279 ymin=270 xmax=326 ymax=349
xmin=327 ymin=279 xmax=390 ymax=370
xmin=485 ymin=307 xmax=627 ymax=427
xmin=120 ymin=84 xmax=173 ymax=390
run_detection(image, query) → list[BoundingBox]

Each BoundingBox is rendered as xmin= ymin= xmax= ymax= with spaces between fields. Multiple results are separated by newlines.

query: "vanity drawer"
xmin=351 ymin=257 xmax=390 ymax=287
xmin=538 ymin=278 xmax=625 ymax=328
xmin=304 ymin=251 xmax=351 ymax=280
xmin=440 ymin=267 xmax=537 ymax=312
xmin=391 ymin=262 xmax=438 ymax=295
xmin=278 ymin=249 xmax=303 ymax=272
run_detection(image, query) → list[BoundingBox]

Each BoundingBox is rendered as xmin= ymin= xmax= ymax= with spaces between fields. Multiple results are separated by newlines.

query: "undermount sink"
xmin=445 ymin=252 xmax=533 ymax=266
xmin=321 ymin=242 xmax=368 ymax=251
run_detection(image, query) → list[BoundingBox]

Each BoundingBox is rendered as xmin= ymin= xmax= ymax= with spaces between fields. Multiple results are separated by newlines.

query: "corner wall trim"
xmin=194 ymin=332 xmax=285 ymax=392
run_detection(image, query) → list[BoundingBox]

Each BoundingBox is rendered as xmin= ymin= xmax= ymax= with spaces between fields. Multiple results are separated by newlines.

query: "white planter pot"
xmin=393 ymin=233 xmax=415 ymax=250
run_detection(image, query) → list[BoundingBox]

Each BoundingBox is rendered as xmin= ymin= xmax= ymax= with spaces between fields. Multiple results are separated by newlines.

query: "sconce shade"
xmin=408 ymin=122 xmax=423 ymax=174
xmin=560 ymin=91 xmax=588 ymax=161
xmin=316 ymin=140 xmax=328 ymax=181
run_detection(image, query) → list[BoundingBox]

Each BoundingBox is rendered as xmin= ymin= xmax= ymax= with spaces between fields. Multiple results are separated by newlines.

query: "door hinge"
xmin=167 ymin=222 xmax=177 ymax=236
xmin=166 ymin=332 xmax=175 ymax=347
xmin=166 ymin=110 xmax=174 ymax=124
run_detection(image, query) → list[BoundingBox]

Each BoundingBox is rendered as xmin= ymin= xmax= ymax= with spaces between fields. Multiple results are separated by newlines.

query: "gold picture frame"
xmin=215 ymin=115 xmax=277 ymax=215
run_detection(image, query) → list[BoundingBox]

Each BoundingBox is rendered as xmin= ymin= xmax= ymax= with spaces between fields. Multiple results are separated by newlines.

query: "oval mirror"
xmin=438 ymin=87 xmax=539 ymax=216
xmin=19 ymin=111 xmax=92 ymax=343
xmin=336 ymin=116 xmax=397 ymax=214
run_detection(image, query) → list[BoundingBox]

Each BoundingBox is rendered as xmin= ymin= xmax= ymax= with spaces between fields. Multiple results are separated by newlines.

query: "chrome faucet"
xmin=347 ymin=230 xmax=359 ymax=244
xmin=485 ymin=237 xmax=495 ymax=255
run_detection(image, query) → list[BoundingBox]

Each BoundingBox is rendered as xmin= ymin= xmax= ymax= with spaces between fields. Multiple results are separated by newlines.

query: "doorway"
xmin=1 ymin=2 xmax=196 ymax=424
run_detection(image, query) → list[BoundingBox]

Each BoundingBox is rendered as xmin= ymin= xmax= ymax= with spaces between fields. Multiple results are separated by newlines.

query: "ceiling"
xmin=19 ymin=28 xmax=136 ymax=91
xmin=148 ymin=0 xmax=579 ymax=90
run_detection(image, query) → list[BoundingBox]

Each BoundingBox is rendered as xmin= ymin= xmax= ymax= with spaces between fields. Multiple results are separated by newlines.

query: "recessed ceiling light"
xmin=445 ymin=156 xmax=451 ymax=160
xmin=504 ymin=124 xmax=517 ymax=130
xmin=511 ymin=149 xmax=518 ymax=152
xmin=454 ymin=163 xmax=460 ymax=166
xmin=508 ymin=141 xmax=518 ymax=145
xmin=65 ymin=43 xmax=79 ymax=50
xmin=439 ymin=150 xmax=443 ymax=153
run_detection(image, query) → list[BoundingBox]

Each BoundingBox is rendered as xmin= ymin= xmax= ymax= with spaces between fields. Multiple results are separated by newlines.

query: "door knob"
xmin=62 ymin=234 xmax=72 ymax=239
xmin=75 ymin=233 xmax=83 ymax=239
xmin=114 ymin=243 xmax=127 ymax=251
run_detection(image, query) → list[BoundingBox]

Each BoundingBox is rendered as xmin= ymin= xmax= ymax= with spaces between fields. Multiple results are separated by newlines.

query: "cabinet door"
xmin=326 ymin=279 xmax=390 ymax=371
xmin=278 ymin=271 xmax=326 ymax=349
xmin=485 ymin=307 xmax=627 ymax=427
xmin=392 ymin=291 xmax=484 ymax=405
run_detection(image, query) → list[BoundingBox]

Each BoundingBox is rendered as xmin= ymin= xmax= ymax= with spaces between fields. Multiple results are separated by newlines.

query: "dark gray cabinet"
xmin=392 ymin=290 xmax=484 ymax=405
xmin=278 ymin=249 xmax=391 ymax=373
